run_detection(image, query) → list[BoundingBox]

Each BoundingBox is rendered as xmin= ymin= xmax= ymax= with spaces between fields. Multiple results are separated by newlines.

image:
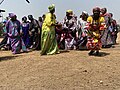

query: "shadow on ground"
xmin=0 ymin=56 xmax=19 ymax=62
xmin=94 ymin=52 xmax=110 ymax=57
xmin=60 ymin=50 xmax=70 ymax=53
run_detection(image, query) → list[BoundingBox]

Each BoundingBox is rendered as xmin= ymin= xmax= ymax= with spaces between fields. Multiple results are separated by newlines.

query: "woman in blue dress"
xmin=22 ymin=16 xmax=30 ymax=48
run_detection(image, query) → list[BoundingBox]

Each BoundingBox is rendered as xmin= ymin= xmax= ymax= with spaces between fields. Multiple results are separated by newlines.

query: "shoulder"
xmin=46 ymin=13 xmax=51 ymax=17
xmin=87 ymin=16 xmax=93 ymax=22
xmin=99 ymin=16 xmax=105 ymax=22
xmin=6 ymin=20 xmax=12 ymax=25
xmin=15 ymin=20 xmax=21 ymax=24
xmin=34 ymin=19 xmax=38 ymax=23
xmin=16 ymin=19 xmax=20 ymax=22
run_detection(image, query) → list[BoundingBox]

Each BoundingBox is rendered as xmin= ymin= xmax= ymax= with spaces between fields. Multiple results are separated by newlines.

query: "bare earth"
xmin=0 ymin=33 xmax=120 ymax=90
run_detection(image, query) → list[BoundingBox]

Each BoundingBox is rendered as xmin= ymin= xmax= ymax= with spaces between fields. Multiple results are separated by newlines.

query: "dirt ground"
xmin=0 ymin=34 xmax=120 ymax=90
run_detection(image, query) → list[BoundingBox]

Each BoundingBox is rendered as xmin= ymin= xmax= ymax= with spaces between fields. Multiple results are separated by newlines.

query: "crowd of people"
xmin=0 ymin=4 xmax=118 ymax=56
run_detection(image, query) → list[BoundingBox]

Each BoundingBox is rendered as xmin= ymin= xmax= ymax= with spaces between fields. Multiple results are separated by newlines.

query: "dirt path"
xmin=0 ymin=34 xmax=120 ymax=90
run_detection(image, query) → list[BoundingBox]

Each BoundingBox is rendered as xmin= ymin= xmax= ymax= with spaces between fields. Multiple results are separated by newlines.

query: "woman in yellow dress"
xmin=41 ymin=4 xmax=59 ymax=55
xmin=86 ymin=7 xmax=106 ymax=56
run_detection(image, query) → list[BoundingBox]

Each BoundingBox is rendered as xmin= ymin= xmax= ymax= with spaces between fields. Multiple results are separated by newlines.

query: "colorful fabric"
xmin=101 ymin=13 xmax=114 ymax=46
xmin=41 ymin=13 xmax=59 ymax=55
xmin=86 ymin=16 xmax=105 ymax=50
xmin=77 ymin=18 xmax=88 ymax=38
xmin=9 ymin=13 xmax=16 ymax=18
xmin=86 ymin=37 xmax=102 ymax=50
xmin=5 ymin=20 xmax=27 ymax=54
xmin=62 ymin=15 xmax=77 ymax=50
xmin=77 ymin=18 xmax=88 ymax=49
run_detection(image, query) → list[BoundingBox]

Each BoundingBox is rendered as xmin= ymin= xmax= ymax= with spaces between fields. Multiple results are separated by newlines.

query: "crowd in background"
xmin=0 ymin=4 xmax=118 ymax=56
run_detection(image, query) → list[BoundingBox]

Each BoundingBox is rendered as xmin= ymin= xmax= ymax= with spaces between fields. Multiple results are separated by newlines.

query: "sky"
xmin=0 ymin=0 xmax=120 ymax=22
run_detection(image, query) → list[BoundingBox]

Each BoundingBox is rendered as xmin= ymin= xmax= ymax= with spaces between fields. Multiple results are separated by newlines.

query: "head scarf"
xmin=9 ymin=13 xmax=16 ymax=18
xmin=93 ymin=7 xmax=100 ymax=13
xmin=28 ymin=15 xmax=33 ymax=20
xmin=48 ymin=4 xmax=55 ymax=11
xmin=22 ymin=16 xmax=27 ymax=21
xmin=82 ymin=11 xmax=88 ymax=15
xmin=66 ymin=9 xmax=73 ymax=14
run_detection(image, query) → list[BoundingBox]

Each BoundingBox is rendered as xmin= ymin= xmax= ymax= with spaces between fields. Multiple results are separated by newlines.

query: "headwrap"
xmin=9 ymin=13 xmax=16 ymax=18
xmin=82 ymin=11 xmax=88 ymax=15
xmin=28 ymin=15 xmax=33 ymax=20
xmin=66 ymin=9 xmax=73 ymax=14
xmin=48 ymin=4 xmax=55 ymax=11
xmin=93 ymin=7 xmax=100 ymax=13
xmin=22 ymin=16 xmax=27 ymax=21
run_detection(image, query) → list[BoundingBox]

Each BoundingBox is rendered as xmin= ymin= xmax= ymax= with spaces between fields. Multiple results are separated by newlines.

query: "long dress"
xmin=6 ymin=20 xmax=27 ymax=54
xmin=29 ymin=19 xmax=41 ymax=50
xmin=62 ymin=16 xmax=77 ymax=50
xmin=41 ymin=13 xmax=59 ymax=55
xmin=86 ymin=16 xmax=105 ymax=50
xmin=38 ymin=21 xmax=43 ymax=50
xmin=101 ymin=13 xmax=114 ymax=47
xmin=77 ymin=18 xmax=88 ymax=50
xmin=22 ymin=22 xmax=30 ymax=48
xmin=111 ymin=20 xmax=118 ymax=44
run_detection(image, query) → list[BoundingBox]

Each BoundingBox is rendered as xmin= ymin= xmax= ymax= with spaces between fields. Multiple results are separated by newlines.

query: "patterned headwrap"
xmin=9 ymin=13 xmax=16 ymax=18
xmin=93 ymin=7 xmax=100 ymax=13
xmin=48 ymin=4 xmax=55 ymax=11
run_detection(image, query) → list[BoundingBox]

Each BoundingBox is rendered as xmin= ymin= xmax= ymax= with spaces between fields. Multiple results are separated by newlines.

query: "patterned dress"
xmin=86 ymin=16 xmax=105 ymax=50
xmin=6 ymin=20 xmax=27 ymax=54
xmin=101 ymin=13 xmax=114 ymax=47
xmin=77 ymin=18 xmax=88 ymax=49
xmin=63 ymin=16 xmax=77 ymax=50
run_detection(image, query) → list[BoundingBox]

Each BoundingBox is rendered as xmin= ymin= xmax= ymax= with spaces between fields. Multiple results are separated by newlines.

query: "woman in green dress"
xmin=41 ymin=4 xmax=59 ymax=55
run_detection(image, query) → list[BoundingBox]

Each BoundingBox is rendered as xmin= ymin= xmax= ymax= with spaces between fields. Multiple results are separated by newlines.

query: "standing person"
xmin=38 ymin=16 xmax=43 ymax=50
xmin=62 ymin=10 xmax=77 ymax=50
xmin=100 ymin=8 xmax=113 ymax=48
xmin=38 ymin=17 xmax=43 ymax=30
xmin=76 ymin=11 xmax=88 ymax=50
xmin=21 ymin=16 xmax=30 ymax=48
xmin=5 ymin=13 xmax=27 ymax=54
xmin=42 ymin=14 xmax=46 ymax=22
xmin=86 ymin=7 xmax=105 ymax=56
xmin=41 ymin=4 xmax=59 ymax=55
xmin=109 ymin=13 xmax=118 ymax=45
xmin=0 ymin=19 xmax=8 ymax=49
xmin=111 ymin=19 xmax=118 ymax=44
xmin=28 ymin=15 xmax=40 ymax=50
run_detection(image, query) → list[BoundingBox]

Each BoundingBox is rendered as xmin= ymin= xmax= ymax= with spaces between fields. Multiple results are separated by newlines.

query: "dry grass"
xmin=0 ymin=33 xmax=120 ymax=90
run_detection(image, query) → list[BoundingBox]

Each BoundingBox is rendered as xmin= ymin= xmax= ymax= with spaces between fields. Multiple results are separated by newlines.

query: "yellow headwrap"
xmin=66 ymin=9 xmax=73 ymax=14
xmin=48 ymin=4 xmax=55 ymax=11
